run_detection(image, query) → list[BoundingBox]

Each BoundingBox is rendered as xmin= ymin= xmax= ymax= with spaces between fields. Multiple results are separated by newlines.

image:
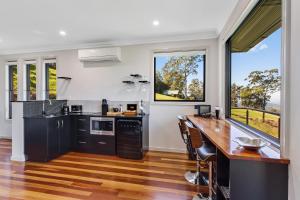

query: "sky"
xmin=155 ymin=55 xmax=204 ymax=86
xmin=231 ymin=28 xmax=282 ymax=105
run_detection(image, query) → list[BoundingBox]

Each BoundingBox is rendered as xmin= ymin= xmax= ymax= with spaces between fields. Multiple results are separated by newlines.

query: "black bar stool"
xmin=177 ymin=115 xmax=197 ymax=184
xmin=185 ymin=121 xmax=216 ymax=200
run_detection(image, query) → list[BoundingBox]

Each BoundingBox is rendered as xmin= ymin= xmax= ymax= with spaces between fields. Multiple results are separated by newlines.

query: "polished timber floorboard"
xmin=0 ymin=139 xmax=207 ymax=200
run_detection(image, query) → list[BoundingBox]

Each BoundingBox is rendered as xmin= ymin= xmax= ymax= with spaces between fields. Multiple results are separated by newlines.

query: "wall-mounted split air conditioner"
xmin=78 ymin=47 xmax=121 ymax=62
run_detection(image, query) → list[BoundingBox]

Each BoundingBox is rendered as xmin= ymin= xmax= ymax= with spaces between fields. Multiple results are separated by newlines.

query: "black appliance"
xmin=102 ymin=99 xmax=108 ymax=115
xmin=116 ymin=119 xmax=144 ymax=160
xmin=71 ymin=105 xmax=82 ymax=113
xmin=90 ymin=117 xmax=115 ymax=136
xmin=62 ymin=105 xmax=70 ymax=115
xmin=127 ymin=104 xmax=137 ymax=111
xmin=195 ymin=105 xmax=211 ymax=117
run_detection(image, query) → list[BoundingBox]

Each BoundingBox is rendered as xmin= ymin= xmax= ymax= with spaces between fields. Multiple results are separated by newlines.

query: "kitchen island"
xmin=187 ymin=115 xmax=289 ymax=200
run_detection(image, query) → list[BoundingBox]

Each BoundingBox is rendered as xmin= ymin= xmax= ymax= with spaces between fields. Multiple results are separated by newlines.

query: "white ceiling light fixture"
xmin=59 ymin=30 xmax=67 ymax=36
xmin=153 ymin=20 xmax=160 ymax=26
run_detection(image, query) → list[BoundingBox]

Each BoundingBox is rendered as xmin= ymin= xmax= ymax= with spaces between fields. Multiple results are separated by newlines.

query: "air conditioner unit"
xmin=78 ymin=47 xmax=121 ymax=62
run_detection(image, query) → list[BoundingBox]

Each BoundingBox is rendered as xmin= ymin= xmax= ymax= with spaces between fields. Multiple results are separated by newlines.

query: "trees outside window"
xmin=154 ymin=51 xmax=205 ymax=102
xmin=226 ymin=0 xmax=282 ymax=142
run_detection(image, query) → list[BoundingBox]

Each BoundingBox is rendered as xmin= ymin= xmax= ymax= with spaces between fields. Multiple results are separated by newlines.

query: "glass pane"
xmin=11 ymin=65 xmax=18 ymax=101
xmin=230 ymin=29 xmax=282 ymax=140
xmin=46 ymin=63 xmax=57 ymax=99
xmin=27 ymin=64 xmax=36 ymax=100
xmin=154 ymin=53 xmax=205 ymax=101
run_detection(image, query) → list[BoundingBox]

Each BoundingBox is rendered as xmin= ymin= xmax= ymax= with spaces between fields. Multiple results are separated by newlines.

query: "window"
xmin=154 ymin=51 xmax=205 ymax=102
xmin=7 ymin=64 xmax=18 ymax=119
xmin=226 ymin=0 xmax=282 ymax=143
xmin=45 ymin=61 xmax=57 ymax=100
xmin=25 ymin=62 xmax=37 ymax=100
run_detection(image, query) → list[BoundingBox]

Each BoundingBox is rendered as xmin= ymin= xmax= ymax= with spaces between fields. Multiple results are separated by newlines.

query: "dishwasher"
xmin=116 ymin=119 xmax=143 ymax=159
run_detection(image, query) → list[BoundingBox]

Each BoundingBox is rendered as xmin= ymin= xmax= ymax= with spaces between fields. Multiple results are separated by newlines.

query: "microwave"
xmin=71 ymin=105 xmax=83 ymax=113
xmin=90 ymin=117 xmax=115 ymax=136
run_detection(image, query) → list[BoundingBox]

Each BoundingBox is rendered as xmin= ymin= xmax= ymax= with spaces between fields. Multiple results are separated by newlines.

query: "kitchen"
xmin=0 ymin=0 xmax=299 ymax=200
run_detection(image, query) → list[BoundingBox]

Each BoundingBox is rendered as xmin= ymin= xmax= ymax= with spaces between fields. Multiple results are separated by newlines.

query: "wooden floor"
xmin=0 ymin=139 xmax=207 ymax=200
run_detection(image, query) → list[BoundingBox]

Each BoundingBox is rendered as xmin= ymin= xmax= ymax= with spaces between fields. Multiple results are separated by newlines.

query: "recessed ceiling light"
xmin=153 ymin=20 xmax=160 ymax=26
xmin=59 ymin=30 xmax=67 ymax=36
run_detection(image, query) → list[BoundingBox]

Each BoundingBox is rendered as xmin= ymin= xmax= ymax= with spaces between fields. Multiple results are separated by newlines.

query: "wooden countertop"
xmin=187 ymin=115 xmax=290 ymax=164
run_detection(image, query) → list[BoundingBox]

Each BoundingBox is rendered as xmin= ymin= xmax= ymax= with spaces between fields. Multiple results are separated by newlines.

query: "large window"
xmin=8 ymin=64 xmax=18 ymax=119
xmin=25 ymin=62 xmax=37 ymax=100
xmin=45 ymin=61 xmax=57 ymax=100
xmin=226 ymin=0 xmax=282 ymax=143
xmin=154 ymin=51 xmax=205 ymax=102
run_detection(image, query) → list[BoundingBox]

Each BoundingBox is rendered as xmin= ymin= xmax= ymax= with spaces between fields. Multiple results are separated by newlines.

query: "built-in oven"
xmin=90 ymin=117 xmax=115 ymax=136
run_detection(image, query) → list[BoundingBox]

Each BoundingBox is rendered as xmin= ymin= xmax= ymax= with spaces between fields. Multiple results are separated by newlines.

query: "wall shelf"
xmin=58 ymin=76 xmax=72 ymax=80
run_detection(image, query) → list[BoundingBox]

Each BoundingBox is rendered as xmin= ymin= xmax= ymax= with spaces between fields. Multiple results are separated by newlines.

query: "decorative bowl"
xmin=233 ymin=136 xmax=270 ymax=151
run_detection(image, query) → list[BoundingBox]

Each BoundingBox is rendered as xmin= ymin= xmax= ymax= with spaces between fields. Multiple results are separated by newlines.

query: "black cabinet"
xmin=90 ymin=135 xmax=116 ymax=155
xmin=116 ymin=116 xmax=149 ymax=160
xmin=71 ymin=115 xmax=116 ymax=155
xmin=25 ymin=114 xmax=149 ymax=162
xmin=25 ymin=116 xmax=70 ymax=162
xmin=59 ymin=116 xmax=71 ymax=154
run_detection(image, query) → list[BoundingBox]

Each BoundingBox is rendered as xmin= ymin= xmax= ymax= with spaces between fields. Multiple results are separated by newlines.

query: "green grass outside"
xmin=231 ymin=108 xmax=280 ymax=139
xmin=155 ymin=93 xmax=182 ymax=100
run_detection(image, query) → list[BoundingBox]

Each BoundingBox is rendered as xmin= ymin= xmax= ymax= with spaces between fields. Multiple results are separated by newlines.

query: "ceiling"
xmin=0 ymin=0 xmax=238 ymax=55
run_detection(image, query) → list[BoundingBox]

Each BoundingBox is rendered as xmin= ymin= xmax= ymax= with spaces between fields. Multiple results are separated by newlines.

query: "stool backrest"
xmin=177 ymin=115 xmax=188 ymax=143
xmin=185 ymin=121 xmax=204 ymax=148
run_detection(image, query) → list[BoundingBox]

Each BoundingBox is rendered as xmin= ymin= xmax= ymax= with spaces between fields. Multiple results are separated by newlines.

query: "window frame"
xmin=153 ymin=51 xmax=206 ymax=103
xmin=24 ymin=60 xmax=37 ymax=101
xmin=6 ymin=63 xmax=18 ymax=119
xmin=43 ymin=59 xmax=57 ymax=100
xmin=225 ymin=0 xmax=282 ymax=146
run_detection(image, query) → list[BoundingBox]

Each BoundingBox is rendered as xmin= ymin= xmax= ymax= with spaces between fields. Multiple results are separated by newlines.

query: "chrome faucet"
xmin=42 ymin=100 xmax=52 ymax=115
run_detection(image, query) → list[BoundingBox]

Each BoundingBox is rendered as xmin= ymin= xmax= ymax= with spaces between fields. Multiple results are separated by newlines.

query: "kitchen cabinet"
xmin=71 ymin=115 xmax=116 ymax=155
xmin=24 ymin=116 xmax=70 ymax=162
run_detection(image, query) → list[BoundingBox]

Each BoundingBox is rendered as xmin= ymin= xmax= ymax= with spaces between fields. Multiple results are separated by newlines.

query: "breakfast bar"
xmin=187 ymin=115 xmax=289 ymax=200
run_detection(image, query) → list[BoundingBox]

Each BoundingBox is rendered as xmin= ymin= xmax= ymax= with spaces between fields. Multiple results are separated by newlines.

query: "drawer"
xmin=76 ymin=116 xmax=90 ymax=131
xmin=75 ymin=134 xmax=90 ymax=152
xmin=90 ymin=135 xmax=116 ymax=155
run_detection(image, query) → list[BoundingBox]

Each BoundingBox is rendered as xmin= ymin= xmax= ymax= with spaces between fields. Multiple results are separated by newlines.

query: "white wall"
xmin=0 ymin=38 xmax=219 ymax=152
xmin=287 ymin=0 xmax=300 ymax=199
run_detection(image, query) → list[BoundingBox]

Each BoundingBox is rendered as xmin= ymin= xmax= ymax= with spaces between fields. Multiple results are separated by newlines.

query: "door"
xmin=47 ymin=118 xmax=60 ymax=160
xmin=60 ymin=116 xmax=71 ymax=154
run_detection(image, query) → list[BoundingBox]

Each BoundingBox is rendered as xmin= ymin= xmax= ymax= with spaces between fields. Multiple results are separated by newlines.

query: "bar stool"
xmin=185 ymin=121 xmax=216 ymax=200
xmin=177 ymin=115 xmax=197 ymax=184
xmin=177 ymin=115 xmax=196 ymax=160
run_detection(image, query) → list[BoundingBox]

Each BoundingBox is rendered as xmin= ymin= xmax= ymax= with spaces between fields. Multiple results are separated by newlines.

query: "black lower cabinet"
xmin=116 ymin=117 xmax=149 ymax=160
xmin=25 ymin=116 xmax=70 ymax=162
xmin=72 ymin=115 xmax=116 ymax=155
xmin=90 ymin=135 xmax=116 ymax=155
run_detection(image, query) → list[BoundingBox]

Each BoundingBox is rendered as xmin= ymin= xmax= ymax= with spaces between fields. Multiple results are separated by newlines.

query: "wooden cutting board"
xmin=106 ymin=112 xmax=123 ymax=116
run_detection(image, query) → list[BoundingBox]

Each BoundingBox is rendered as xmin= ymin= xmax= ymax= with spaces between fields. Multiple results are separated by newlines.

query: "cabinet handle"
xmin=57 ymin=121 xmax=60 ymax=128
xmin=98 ymin=141 xmax=107 ymax=145
xmin=78 ymin=119 xmax=86 ymax=121
xmin=78 ymin=141 xmax=87 ymax=144
xmin=61 ymin=120 xmax=64 ymax=128
xmin=78 ymin=129 xmax=87 ymax=132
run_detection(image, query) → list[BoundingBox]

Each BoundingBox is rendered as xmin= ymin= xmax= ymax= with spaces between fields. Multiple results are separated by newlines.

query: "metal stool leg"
xmin=192 ymin=160 xmax=213 ymax=200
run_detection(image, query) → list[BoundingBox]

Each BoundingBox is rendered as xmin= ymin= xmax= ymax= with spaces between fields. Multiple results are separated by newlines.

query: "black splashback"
xmin=23 ymin=100 xmax=67 ymax=117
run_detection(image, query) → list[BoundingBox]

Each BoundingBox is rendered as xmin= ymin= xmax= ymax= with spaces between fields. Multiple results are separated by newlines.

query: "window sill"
xmin=225 ymin=118 xmax=280 ymax=151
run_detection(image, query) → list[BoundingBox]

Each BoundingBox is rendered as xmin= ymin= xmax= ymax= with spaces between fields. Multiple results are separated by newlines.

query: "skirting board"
xmin=149 ymin=146 xmax=187 ymax=153
xmin=10 ymin=155 xmax=26 ymax=162
xmin=0 ymin=136 xmax=12 ymax=139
